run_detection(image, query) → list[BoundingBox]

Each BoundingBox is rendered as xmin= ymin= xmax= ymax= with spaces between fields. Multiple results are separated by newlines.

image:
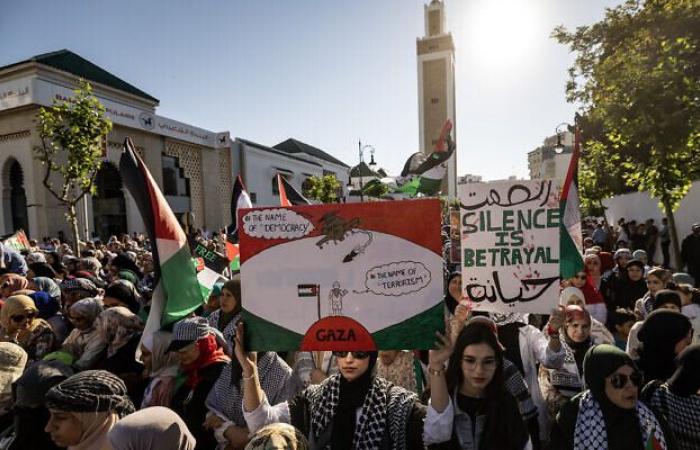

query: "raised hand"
xmin=429 ymin=331 xmax=453 ymax=370
xmin=233 ymin=321 xmax=257 ymax=376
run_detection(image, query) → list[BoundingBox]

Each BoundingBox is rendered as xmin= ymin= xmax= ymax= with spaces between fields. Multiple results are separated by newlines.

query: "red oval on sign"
xmin=300 ymin=316 xmax=376 ymax=351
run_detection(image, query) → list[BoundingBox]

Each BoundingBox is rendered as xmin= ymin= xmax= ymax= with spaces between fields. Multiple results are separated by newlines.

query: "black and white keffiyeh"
xmin=573 ymin=391 xmax=667 ymax=450
xmin=205 ymin=351 xmax=292 ymax=426
xmin=649 ymin=384 xmax=700 ymax=450
xmin=305 ymin=374 xmax=416 ymax=450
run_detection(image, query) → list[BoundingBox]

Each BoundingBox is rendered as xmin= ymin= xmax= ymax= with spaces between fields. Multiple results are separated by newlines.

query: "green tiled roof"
xmin=349 ymin=161 xmax=380 ymax=177
xmin=274 ymin=138 xmax=349 ymax=168
xmin=1 ymin=49 xmax=158 ymax=103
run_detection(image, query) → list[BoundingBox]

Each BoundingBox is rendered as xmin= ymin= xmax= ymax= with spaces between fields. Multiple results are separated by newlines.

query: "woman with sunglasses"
xmin=568 ymin=268 xmax=607 ymax=325
xmin=0 ymin=294 xmax=56 ymax=362
xmin=550 ymin=344 xmax=677 ymax=450
xmin=235 ymin=322 xmax=425 ymax=450
xmin=424 ymin=318 xmax=531 ymax=449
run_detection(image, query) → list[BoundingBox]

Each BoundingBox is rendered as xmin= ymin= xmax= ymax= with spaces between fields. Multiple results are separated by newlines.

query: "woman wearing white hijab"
xmin=108 ymin=406 xmax=196 ymax=450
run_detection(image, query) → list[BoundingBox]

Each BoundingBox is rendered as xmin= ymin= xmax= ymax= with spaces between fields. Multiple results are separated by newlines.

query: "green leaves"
xmin=303 ymin=174 xmax=342 ymax=203
xmin=554 ymin=0 xmax=699 ymax=215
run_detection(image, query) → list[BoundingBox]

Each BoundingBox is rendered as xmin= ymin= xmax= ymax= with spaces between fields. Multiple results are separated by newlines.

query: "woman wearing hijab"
xmin=10 ymin=360 xmax=73 ymax=450
xmin=140 ymin=330 xmax=179 ymax=408
xmin=30 ymin=289 xmax=69 ymax=342
xmin=0 ymin=273 xmax=28 ymax=299
xmin=207 ymin=277 xmax=242 ymax=352
xmin=610 ymin=259 xmax=648 ymax=310
xmin=107 ymin=406 xmax=196 ymax=450
xmin=550 ymin=344 xmax=677 ymax=450
xmin=45 ymin=370 xmax=135 ymax=450
xmin=169 ymin=317 xmax=230 ymax=450
xmin=559 ymin=286 xmax=614 ymax=344
xmin=103 ymin=279 xmax=141 ymax=314
xmin=569 ymin=267 xmax=607 ymax=325
xmin=237 ymin=323 xmax=425 ymax=450
xmin=93 ymin=306 xmax=146 ymax=403
xmin=424 ymin=319 xmax=531 ymax=449
xmin=0 ymin=342 xmax=27 ymax=427
xmin=61 ymin=297 xmax=106 ymax=371
xmin=542 ymin=305 xmax=594 ymax=424
xmin=29 ymin=276 xmax=62 ymax=300
xmin=0 ymin=294 xmax=56 ymax=362
xmin=27 ymin=261 xmax=58 ymax=280
xmin=642 ymin=344 xmax=700 ymax=450
xmin=636 ymin=309 xmax=693 ymax=382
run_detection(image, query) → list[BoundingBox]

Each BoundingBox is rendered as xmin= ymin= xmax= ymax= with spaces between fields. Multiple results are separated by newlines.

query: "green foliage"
xmin=303 ymin=174 xmax=342 ymax=203
xmin=362 ymin=179 xmax=389 ymax=199
xmin=553 ymin=0 xmax=700 ymax=213
xmin=35 ymin=80 xmax=112 ymax=250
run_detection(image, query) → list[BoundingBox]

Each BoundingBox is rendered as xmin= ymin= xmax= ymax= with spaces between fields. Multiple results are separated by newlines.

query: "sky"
xmin=1 ymin=0 xmax=620 ymax=181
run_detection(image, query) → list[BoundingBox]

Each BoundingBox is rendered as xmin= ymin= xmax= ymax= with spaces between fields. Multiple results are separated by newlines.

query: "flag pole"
xmin=316 ymin=284 xmax=321 ymax=321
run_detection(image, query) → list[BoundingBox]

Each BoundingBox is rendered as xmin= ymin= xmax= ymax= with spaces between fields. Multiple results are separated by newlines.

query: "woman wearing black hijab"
xmin=637 ymin=310 xmax=693 ymax=382
xmin=551 ymin=344 xmax=677 ymax=450
xmin=207 ymin=278 xmax=242 ymax=351
xmin=642 ymin=344 xmax=700 ymax=450
xmin=235 ymin=323 xmax=425 ymax=450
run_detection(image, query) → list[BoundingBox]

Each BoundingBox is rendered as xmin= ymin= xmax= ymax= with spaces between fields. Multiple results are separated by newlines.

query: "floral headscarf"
xmin=97 ymin=307 xmax=144 ymax=358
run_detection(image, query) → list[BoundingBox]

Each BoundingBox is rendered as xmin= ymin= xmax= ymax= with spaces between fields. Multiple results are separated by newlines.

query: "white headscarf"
xmin=559 ymin=286 xmax=585 ymax=306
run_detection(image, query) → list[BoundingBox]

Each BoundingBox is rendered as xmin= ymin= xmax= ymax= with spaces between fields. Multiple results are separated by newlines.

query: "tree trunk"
xmin=662 ymin=199 xmax=683 ymax=271
xmin=68 ymin=203 xmax=81 ymax=256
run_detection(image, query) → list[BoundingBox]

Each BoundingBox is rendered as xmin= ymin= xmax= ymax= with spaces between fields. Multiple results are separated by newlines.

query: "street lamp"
xmin=554 ymin=122 xmax=569 ymax=154
xmin=358 ymin=141 xmax=375 ymax=202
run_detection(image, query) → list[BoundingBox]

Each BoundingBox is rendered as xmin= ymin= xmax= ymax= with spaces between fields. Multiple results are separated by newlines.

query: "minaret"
xmin=417 ymin=0 xmax=457 ymax=198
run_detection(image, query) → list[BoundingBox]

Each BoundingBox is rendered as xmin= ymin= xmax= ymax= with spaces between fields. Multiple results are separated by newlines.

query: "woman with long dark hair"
xmin=424 ymin=318 xmax=531 ymax=449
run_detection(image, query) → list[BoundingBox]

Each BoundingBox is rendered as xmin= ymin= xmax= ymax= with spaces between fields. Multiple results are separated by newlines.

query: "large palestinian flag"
xmin=560 ymin=127 xmax=584 ymax=279
xmin=119 ymin=138 xmax=204 ymax=337
xmin=239 ymin=199 xmax=444 ymax=351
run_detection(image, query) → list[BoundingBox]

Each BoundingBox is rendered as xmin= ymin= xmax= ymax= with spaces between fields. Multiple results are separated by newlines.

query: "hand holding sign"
xmin=234 ymin=321 xmax=257 ymax=377
xmin=429 ymin=332 xmax=453 ymax=370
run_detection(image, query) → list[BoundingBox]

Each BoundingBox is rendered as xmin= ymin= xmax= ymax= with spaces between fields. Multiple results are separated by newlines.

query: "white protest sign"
xmin=459 ymin=179 xmax=561 ymax=314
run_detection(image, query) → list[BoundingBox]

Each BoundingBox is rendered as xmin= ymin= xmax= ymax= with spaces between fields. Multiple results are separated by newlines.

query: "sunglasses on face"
xmin=609 ymin=372 xmax=643 ymax=389
xmin=10 ymin=312 xmax=37 ymax=323
xmin=332 ymin=351 xmax=370 ymax=359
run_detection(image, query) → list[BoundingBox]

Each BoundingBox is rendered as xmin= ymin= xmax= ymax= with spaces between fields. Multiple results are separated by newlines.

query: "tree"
xmin=36 ymin=80 xmax=113 ymax=254
xmin=303 ymin=174 xmax=342 ymax=203
xmin=553 ymin=0 xmax=700 ymax=268
xmin=362 ymin=179 xmax=389 ymax=199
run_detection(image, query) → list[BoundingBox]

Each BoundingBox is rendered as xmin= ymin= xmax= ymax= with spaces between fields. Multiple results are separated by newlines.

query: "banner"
xmin=240 ymin=199 xmax=444 ymax=351
xmin=190 ymin=241 xmax=230 ymax=298
xmin=2 ymin=230 xmax=30 ymax=252
xmin=458 ymin=180 xmax=561 ymax=314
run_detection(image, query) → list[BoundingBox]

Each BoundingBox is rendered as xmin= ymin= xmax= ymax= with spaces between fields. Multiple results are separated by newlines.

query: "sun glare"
xmin=463 ymin=0 xmax=542 ymax=69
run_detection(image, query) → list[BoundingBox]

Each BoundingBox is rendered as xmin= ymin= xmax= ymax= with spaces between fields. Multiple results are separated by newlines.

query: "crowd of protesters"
xmin=0 ymin=218 xmax=698 ymax=450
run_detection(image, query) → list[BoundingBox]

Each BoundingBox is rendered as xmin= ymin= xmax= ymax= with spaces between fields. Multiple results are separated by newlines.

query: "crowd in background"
xmin=0 ymin=217 xmax=698 ymax=450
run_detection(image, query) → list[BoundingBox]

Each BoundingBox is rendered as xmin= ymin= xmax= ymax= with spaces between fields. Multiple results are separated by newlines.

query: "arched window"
xmin=9 ymin=160 xmax=28 ymax=232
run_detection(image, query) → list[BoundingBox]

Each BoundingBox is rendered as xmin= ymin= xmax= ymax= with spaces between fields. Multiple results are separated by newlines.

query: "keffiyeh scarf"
xmin=573 ymin=391 xmax=667 ymax=450
xmin=305 ymin=374 xmax=416 ymax=450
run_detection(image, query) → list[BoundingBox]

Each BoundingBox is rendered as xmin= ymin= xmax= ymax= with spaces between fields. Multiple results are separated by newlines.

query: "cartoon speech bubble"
xmin=242 ymin=208 xmax=314 ymax=239
xmin=355 ymin=261 xmax=432 ymax=296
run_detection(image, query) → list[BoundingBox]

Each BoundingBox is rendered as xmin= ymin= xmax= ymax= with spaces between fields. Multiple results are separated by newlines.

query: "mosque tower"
xmin=417 ymin=0 xmax=457 ymax=198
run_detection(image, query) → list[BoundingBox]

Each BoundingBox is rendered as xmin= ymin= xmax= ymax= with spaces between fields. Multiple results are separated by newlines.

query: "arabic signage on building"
xmin=0 ymin=75 xmax=228 ymax=148
xmin=239 ymin=199 xmax=444 ymax=351
xmin=459 ymin=179 xmax=561 ymax=314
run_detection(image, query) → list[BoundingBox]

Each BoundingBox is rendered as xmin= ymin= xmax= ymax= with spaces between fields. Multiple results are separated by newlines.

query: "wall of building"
xmin=602 ymin=181 xmax=700 ymax=265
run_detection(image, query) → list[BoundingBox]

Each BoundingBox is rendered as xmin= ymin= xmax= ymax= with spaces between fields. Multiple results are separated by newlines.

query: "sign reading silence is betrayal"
xmin=459 ymin=179 xmax=562 ymax=314
xmin=239 ymin=199 xmax=444 ymax=351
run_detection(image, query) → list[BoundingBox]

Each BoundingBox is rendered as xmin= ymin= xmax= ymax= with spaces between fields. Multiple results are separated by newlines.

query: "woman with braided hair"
xmin=236 ymin=322 xmax=426 ymax=450
xmin=45 ymin=369 xmax=135 ymax=450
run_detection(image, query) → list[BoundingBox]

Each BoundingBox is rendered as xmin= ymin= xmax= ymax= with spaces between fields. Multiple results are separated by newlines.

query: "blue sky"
xmin=1 ymin=0 xmax=619 ymax=180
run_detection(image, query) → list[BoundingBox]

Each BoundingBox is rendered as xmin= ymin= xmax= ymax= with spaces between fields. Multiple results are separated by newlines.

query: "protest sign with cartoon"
xmin=459 ymin=179 xmax=561 ymax=314
xmin=239 ymin=199 xmax=443 ymax=351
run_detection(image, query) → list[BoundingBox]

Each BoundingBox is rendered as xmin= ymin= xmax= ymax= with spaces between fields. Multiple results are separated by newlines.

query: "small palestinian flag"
xmin=298 ymin=284 xmax=319 ymax=297
xmin=226 ymin=241 xmax=241 ymax=272
xmin=280 ymin=175 xmax=311 ymax=205
xmin=397 ymin=120 xmax=455 ymax=196
xmin=119 ymin=138 xmax=204 ymax=338
xmin=559 ymin=126 xmax=584 ymax=279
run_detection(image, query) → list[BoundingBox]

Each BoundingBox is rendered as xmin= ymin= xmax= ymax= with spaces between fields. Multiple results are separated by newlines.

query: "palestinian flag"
xmin=2 ymin=230 xmax=30 ymax=251
xmin=559 ymin=126 xmax=584 ymax=279
xmin=119 ymin=138 xmax=204 ymax=336
xmin=280 ymin=175 xmax=311 ymax=205
xmin=397 ymin=120 xmax=454 ymax=197
xmin=226 ymin=175 xmax=252 ymax=243
xmin=190 ymin=240 xmax=229 ymax=298
xmin=226 ymin=241 xmax=241 ymax=272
